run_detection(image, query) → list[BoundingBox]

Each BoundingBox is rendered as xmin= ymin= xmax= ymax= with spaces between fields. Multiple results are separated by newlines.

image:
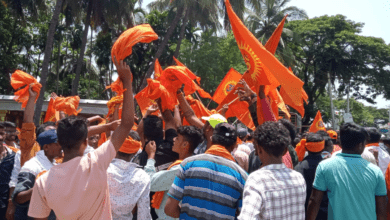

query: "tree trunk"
xmin=126 ymin=13 xmax=135 ymax=28
xmin=71 ymin=0 xmax=92 ymax=95
xmin=34 ymin=0 xmax=64 ymax=125
xmin=138 ymin=7 xmax=184 ymax=92
xmin=173 ymin=8 xmax=189 ymax=60
xmin=57 ymin=28 xmax=62 ymax=94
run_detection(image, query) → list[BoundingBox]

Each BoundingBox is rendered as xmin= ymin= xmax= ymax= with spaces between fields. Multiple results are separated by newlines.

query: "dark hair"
xmin=177 ymin=126 xmax=204 ymax=152
xmin=57 ymin=116 xmax=88 ymax=150
xmin=211 ymin=124 xmax=237 ymax=148
xmin=129 ymin=130 xmax=141 ymax=141
xmin=143 ymin=115 xmax=163 ymax=140
xmin=279 ymin=119 xmax=296 ymax=145
xmin=366 ymin=128 xmax=381 ymax=144
xmin=306 ymin=133 xmax=324 ymax=143
xmin=0 ymin=123 xmax=4 ymax=129
xmin=254 ymin=121 xmax=291 ymax=157
xmin=340 ymin=123 xmax=368 ymax=150
xmin=3 ymin=121 xmax=16 ymax=128
xmin=36 ymin=122 xmax=56 ymax=137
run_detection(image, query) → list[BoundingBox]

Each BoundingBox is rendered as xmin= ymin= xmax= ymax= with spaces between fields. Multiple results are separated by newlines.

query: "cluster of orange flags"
xmin=309 ymin=110 xmax=326 ymax=133
xmin=224 ymin=0 xmax=308 ymax=126
xmin=53 ymin=96 xmax=82 ymax=116
xmin=10 ymin=70 xmax=42 ymax=109
xmin=107 ymin=24 xmax=159 ymax=95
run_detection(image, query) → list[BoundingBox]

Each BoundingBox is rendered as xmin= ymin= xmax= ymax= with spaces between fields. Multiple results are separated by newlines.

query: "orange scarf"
xmin=205 ymin=145 xmax=235 ymax=162
xmin=151 ymin=160 xmax=183 ymax=209
xmin=366 ymin=143 xmax=379 ymax=148
xmin=54 ymin=96 xmax=82 ymax=116
xmin=295 ymin=139 xmax=325 ymax=161
xmin=11 ymin=70 xmax=42 ymax=109
xmin=106 ymin=78 xmax=127 ymax=96
xmin=106 ymin=95 xmax=123 ymax=118
xmin=118 ymin=137 xmax=142 ymax=154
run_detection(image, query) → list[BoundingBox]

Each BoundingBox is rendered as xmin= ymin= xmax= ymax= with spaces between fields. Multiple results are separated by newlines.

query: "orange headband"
xmin=327 ymin=130 xmax=337 ymax=140
xmin=119 ymin=137 xmax=142 ymax=154
xmin=305 ymin=141 xmax=325 ymax=153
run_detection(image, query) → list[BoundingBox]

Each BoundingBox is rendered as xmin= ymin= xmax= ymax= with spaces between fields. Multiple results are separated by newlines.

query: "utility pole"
xmin=328 ymin=72 xmax=336 ymax=130
xmin=346 ymin=82 xmax=350 ymax=113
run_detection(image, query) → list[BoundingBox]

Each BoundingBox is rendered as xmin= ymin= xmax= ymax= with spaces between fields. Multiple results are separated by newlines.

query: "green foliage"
xmin=286 ymin=15 xmax=390 ymax=125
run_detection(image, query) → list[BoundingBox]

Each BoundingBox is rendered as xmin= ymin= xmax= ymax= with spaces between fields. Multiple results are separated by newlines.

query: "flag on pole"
xmin=309 ymin=110 xmax=326 ymax=133
xmin=44 ymin=98 xmax=59 ymax=122
xmin=212 ymin=68 xmax=242 ymax=104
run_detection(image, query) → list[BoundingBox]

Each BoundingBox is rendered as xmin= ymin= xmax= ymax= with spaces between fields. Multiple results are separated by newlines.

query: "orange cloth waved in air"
xmin=154 ymin=58 xmax=163 ymax=81
xmin=225 ymin=0 xmax=304 ymax=107
xmin=106 ymin=78 xmax=126 ymax=96
xmin=145 ymin=79 xmax=177 ymax=111
xmin=118 ymin=136 xmax=142 ymax=154
xmin=205 ymin=145 xmax=235 ymax=162
xmin=183 ymin=95 xmax=213 ymax=126
xmin=111 ymin=24 xmax=158 ymax=63
xmin=11 ymin=70 xmax=42 ymax=109
xmin=212 ymin=68 xmax=242 ymax=104
xmin=54 ymin=96 xmax=82 ymax=116
xmin=151 ymin=159 xmax=183 ymax=209
xmin=173 ymin=56 xmax=201 ymax=84
xmin=309 ymin=110 xmax=326 ymax=133
xmin=135 ymin=87 xmax=156 ymax=115
xmin=44 ymin=98 xmax=59 ymax=123
xmin=106 ymin=95 xmax=123 ymax=119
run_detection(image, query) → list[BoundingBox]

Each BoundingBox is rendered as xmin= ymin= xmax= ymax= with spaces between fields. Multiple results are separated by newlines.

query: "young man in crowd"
xmin=294 ymin=133 xmax=328 ymax=220
xmin=307 ymin=123 xmax=387 ymax=220
xmin=365 ymin=127 xmax=390 ymax=175
xmin=27 ymin=57 xmax=134 ymax=219
xmin=238 ymin=121 xmax=306 ymax=220
xmin=107 ymin=130 xmax=151 ymax=220
xmin=316 ymin=130 xmax=334 ymax=159
xmin=0 ymin=123 xmax=18 ymax=220
xmin=144 ymin=126 xmax=203 ymax=220
xmin=12 ymin=130 xmax=62 ymax=220
xmin=3 ymin=122 xmax=19 ymax=149
xmin=165 ymin=123 xmax=247 ymax=219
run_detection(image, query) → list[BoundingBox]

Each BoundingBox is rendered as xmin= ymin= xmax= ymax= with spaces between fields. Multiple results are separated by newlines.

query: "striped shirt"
xmin=167 ymin=153 xmax=248 ymax=220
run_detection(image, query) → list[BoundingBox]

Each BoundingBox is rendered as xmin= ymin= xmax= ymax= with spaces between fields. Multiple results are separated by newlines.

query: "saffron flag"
xmin=212 ymin=68 xmax=242 ymax=104
xmin=225 ymin=0 xmax=304 ymax=105
xmin=173 ymin=57 xmax=211 ymax=99
xmin=145 ymin=79 xmax=177 ymax=111
xmin=154 ymin=59 xmax=163 ymax=80
xmin=264 ymin=15 xmax=288 ymax=55
xmin=11 ymin=70 xmax=42 ymax=109
xmin=54 ymin=96 xmax=82 ymax=116
xmin=135 ymin=87 xmax=155 ymax=115
xmin=183 ymin=95 xmax=213 ymax=126
xmin=309 ymin=110 xmax=326 ymax=133
xmin=44 ymin=98 xmax=59 ymax=123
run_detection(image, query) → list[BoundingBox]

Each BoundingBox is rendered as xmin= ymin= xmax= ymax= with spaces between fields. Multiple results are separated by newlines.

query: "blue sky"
xmin=141 ymin=0 xmax=390 ymax=108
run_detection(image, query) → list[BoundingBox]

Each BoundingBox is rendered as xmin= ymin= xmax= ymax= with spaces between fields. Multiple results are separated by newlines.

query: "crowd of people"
xmin=0 ymin=59 xmax=390 ymax=220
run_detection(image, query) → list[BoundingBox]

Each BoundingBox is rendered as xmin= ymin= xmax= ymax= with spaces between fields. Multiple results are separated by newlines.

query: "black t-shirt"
xmin=248 ymin=150 xmax=262 ymax=174
xmin=294 ymin=154 xmax=328 ymax=220
xmin=137 ymin=128 xmax=179 ymax=168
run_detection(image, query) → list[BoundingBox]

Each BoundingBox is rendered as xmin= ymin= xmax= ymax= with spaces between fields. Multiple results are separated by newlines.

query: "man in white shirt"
xmin=107 ymin=130 xmax=152 ymax=220
xmin=365 ymin=128 xmax=390 ymax=175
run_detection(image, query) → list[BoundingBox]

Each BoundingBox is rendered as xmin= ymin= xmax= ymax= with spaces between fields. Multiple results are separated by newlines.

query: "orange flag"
xmin=183 ymin=95 xmax=213 ymax=126
xmin=268 ymin=89 xmax=291 ymax=120
xmin=145 ymin=79 xmax=177 ymax=111
xmin=44 ymin=98 xmax=59 ymax=123
xmin=11 ymin=70 xmax=42 ymax=109
xmin=264 ymin=15 xmax=288 ymax=55
xmin=173 ymin=56 xmax=201 ymax=84
xmin=111 ymin=24 xmax=158 ymax=63
xmin=154 ymin=59 xmax=163 ymax=80
xmin=135 ymin=87 xmax=156 ymax=115
xmin=54 ymin=96 xmax=82 ymax=116
xmin=212 ymin=68 xmax=242 ymax=104
xmin=309 ymin=110 xmax=326 ymax=133
xmin=172 ymin=57 xmax=211 ymax=99
xmin=225 ymin=0 xmax=303 ymax=105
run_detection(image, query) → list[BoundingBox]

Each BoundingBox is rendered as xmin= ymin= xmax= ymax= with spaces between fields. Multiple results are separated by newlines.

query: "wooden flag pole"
xmin=217 ymin=96 xmax=239 ymax=113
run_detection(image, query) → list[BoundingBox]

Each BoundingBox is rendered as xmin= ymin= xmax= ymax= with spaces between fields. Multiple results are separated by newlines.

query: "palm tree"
xmin=219 ymin=0 xmax=261 ymax=31
xmin=34 ymin=0 xmax=64 ymax=125
xmin=245 ymin=0 xmax=308 ymax=67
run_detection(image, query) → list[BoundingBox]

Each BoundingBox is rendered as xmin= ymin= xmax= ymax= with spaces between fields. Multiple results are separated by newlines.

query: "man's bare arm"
xmin=176 ymin=91 xmax=204 ymax=129
xmin=306 ymin=188 xmax=325 ymax=220
xmin=376 ymin=196 xmax=386 ymax=220
xmin=24 ymin=84 xmax=37 ymax=123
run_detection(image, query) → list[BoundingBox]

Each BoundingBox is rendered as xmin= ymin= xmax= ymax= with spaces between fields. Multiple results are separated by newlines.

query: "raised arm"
xmin=157 ymin=99 xmax=176 ymax=131
xmin=176 ymin=90 xmax=204 ymax=129
xmin=110 ymin=57 xmax=134 ymax=152
xmin=24 ymin=84 xmax=37 ymax=123
xmin=88 ymin=120 xmax=120 ymax=137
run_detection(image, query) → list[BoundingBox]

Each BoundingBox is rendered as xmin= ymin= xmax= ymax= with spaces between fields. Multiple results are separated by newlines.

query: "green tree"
xmin=285 ymin=15 xmax=390 ymax=125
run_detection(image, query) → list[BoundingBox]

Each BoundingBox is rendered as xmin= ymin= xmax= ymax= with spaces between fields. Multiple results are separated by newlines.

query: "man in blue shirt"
xmin=307 ymin=123 xmax=387 ymax=220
